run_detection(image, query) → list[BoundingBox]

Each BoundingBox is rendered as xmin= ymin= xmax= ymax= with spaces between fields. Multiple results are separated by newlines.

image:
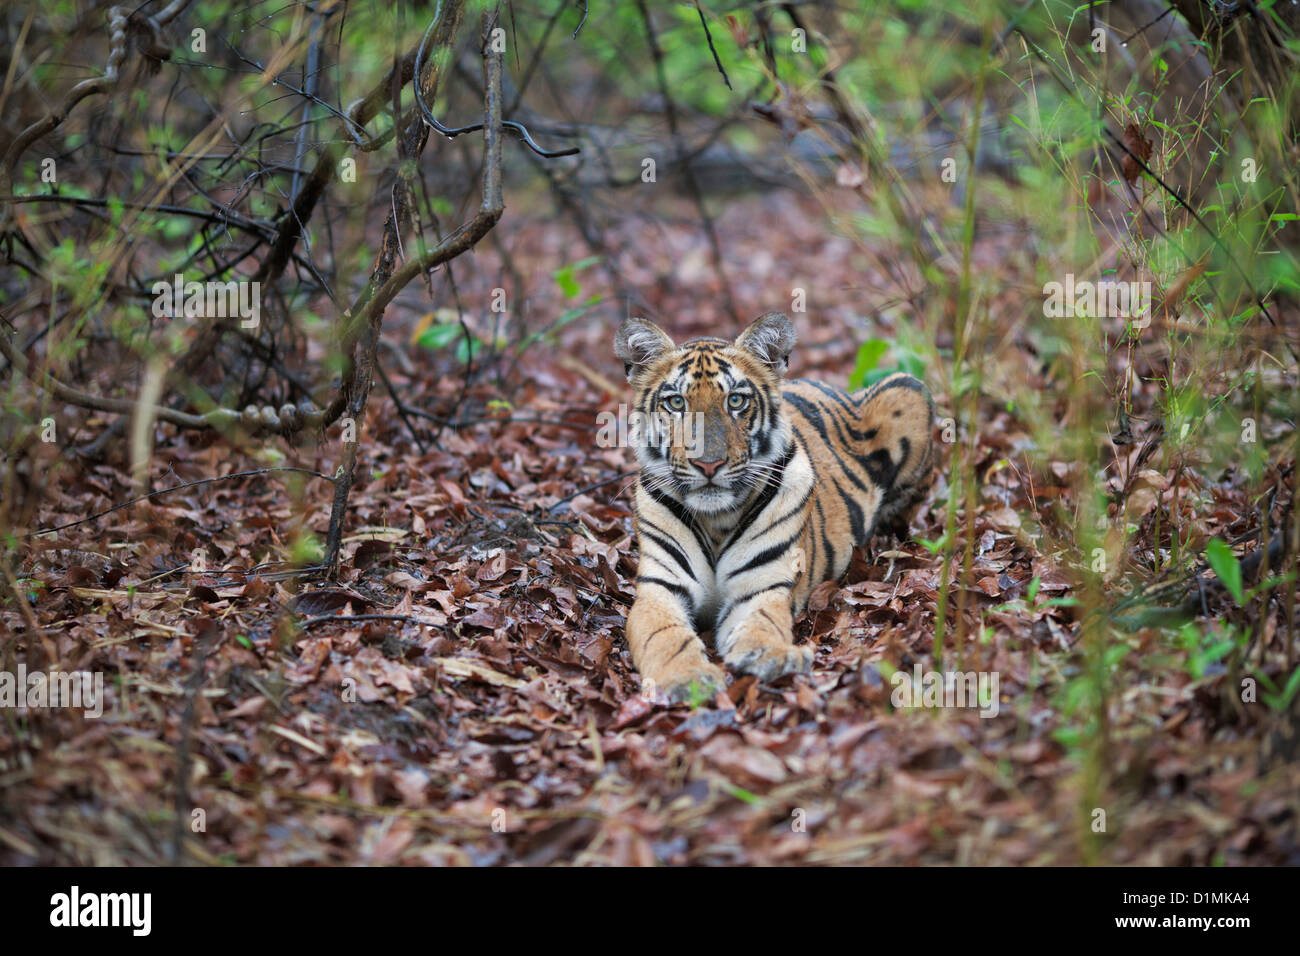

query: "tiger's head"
xmin=614 ymin=312 xmax=795 ymax=515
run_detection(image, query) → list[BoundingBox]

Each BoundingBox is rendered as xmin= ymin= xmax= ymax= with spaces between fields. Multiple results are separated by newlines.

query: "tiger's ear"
xmin=735 ymin=312 xmax=796 ymax=374
xmin=614 ymin=317 xmax=675 ymax=383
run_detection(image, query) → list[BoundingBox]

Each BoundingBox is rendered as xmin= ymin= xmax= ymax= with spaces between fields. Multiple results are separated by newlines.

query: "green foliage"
xmin=848 ymin=340 xmax=925 ymax=392
xmin=685 ymin=678 xmax=715 ymax=710
xmin=1204 ymin=538 xmax=1244 ymax=604
xmin=1174 ymin=621 xmax=1240 ymax=679
xmin=416 ymin=321 xmax=482 ymax=364
xmin=553 ymin=255 xmax=601 ymax=299
xmin=289 ymin=531 xmax=324 ymax=566
xmin=1254 ymin=666 xmax=1300 ymax=713
xmin=846 ymin=339 xmax=888 ymax=391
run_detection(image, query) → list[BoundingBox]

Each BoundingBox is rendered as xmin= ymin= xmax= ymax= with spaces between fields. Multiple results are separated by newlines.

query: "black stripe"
xmin=636 ymin=577 xmax=697 ymax=625
xmin=715 ymin=580 xmax=795 ymax=634
xmin=806 ymin=415 xmax=875 ymax=498
xmin=787 ymin=392 xmax=879 ymax=547
xmin=830 ymin=474 xmax=868 ymax=545
xmin=785 ymin=393 xmax=876 ymax=486
xmin=754 ymin=383 xmax=772 ymax=424
xmin=729 ymin=527 xmax=802 ymax=578
xmin=643 ymin=483 xmax=716 ymax=565
xmin=806 ymin=379 xmax=860 ymax=417
xmin=862 ymin=372 xmax=928 ymax=404
xmin=761 ymin=482 xmax=813 ymax=534
xmin=814 ymin=497 xmax=834 ymax=581
xmin=638 ymin=519 xmax=695 ymax=578
xmin=721 ymin=441 xmax=795 ymax=552
xmin=818 ymin=394 xmax=879 ymax=451
xmin=649 ymin=381 xmax=666 ymax=413
xmin=642 ymin=624 xmax=674 ymax=652
xmin=783 ymin=391 xmax=831 ymax=445
xmin=753 ymin=388 xmax=775 ymax=459
xmin=790 ymin=408 xmax=873 ymax=502
xmin=789 ymin=387 xmax=879 ymax=450
xmin=637 ymin=575 xmax=692 ymax=600
xmin=858 ymin=438 xmax=904 ymax=489
xmin=643 ymin=482 xmax=693 ymax=526
xmin=666 ymin=636 xmax=694 ymax=662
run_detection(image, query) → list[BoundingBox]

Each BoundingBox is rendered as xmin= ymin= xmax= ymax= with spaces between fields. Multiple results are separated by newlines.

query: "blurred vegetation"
xmin=1 ymin=0 xmax=1298 ymax=863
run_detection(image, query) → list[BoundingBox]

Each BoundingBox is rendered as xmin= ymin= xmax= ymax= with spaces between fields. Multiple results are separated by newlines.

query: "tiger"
xmin=614 ymin=311 xmax=934 ymax=703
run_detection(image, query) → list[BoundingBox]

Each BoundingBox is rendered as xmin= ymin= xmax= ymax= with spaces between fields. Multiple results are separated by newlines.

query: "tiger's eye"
xmin=664 ymin=395 xmax=686 ymax=411
xmin=727 ymin=393 xmax=748 ymax=410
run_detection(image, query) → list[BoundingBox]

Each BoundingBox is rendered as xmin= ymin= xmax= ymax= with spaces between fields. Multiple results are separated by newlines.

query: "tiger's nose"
xmin=694 ymin=458 xmax=725 ymax=478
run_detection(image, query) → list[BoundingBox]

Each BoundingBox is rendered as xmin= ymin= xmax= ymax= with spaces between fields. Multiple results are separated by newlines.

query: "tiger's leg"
xmin=713 ymin=544 xmax=813 ymax=682
xmin=627 ymin=582 xmax=727 ymax=703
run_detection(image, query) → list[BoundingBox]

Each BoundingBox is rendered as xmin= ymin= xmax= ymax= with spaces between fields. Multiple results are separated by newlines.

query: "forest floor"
xmin=3 ymin=187 xmax=1298 ymax=865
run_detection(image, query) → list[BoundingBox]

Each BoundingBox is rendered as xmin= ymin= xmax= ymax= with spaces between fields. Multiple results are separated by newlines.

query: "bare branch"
xmin=24 ymin=467 xmax=332 ymax=539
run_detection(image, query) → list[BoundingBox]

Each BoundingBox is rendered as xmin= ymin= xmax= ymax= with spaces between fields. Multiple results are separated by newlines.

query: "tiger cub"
xmin=614 ymin=312 xmax=933 ymax=702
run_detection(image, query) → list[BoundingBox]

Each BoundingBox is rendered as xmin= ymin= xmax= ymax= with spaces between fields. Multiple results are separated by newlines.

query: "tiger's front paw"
xmin=647 ymin=655 xmax=728 ymax=705
xmin=723 ymin=618 xmax=813 ymax=682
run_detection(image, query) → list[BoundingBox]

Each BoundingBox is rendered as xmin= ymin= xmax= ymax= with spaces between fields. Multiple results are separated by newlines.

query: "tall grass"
xmin=762 ymin=0 xmax=1298 ymax=862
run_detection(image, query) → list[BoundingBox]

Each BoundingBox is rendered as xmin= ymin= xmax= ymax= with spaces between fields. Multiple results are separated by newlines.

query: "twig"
xmin=571 ymin=0 xmax=588 ymax=39
xmin=290 ymin=6 xmax=328 ymax=203
xmin=637 ymin=0 xmax=739 ymax=323
xmin=323 ymin=0 xmax=505 ymax=576
xmin=413 ymin=8 xmax=580 ymax=158
xmin=295 ymin=613 xmax=444 ymax=630
xmin=375 ymin=360 xmax=430 ymax=454
xmin=0 ymin=322 xmax=240 ymax=430
xmin=0 ymin=557 xmax=50 ymax=661
xmin=0 ymin=193 xmax=275 ymax=234
xmin=549 ymin=471 xmax=636 ymax=512
xmin=694 ymin=2 xmax=733 ymax=90
xmin=167 ymin=31 xmax=434 ymax=388
xmin=25 ymin=467 xmax=332 ymax=538
xmin=1121 ymin=4 xmax=1176 ymax=45
xmin=0 ymin=6 xmax=129 ymax=233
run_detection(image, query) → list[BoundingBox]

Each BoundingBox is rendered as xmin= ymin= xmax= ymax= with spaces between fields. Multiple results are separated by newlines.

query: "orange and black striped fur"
xmin=614 ymin=312 xmax=933 ymax=702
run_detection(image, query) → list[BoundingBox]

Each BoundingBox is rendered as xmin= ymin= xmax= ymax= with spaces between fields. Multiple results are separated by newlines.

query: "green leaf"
xmin=847 ymin=339 xmax=889 ymax=391
xmin=726 ymin=784 xmax=760 ymax=805
xmin=552 ymin=256 xmax=601 ymax=299
xmin=1189 ymin=640 xmax=1236 ymax=678
xmin=917 ymin=532 xmax=949 ymax=555
xmin=455 ymin=335 xmax=482 ymax=364
xmin=1263 ymin=666 xmax=1300 ymax=711
xmin=1280 ymin=666 xmax=1300 ymax=708
xmin=516 ymin=295 xmax=602 ymax=354
xmin=1205 ymin=538 xmax=1243 ymax=603
xmin=554 ymin=266 xmax=580 ymax=299
xmin=416 ymin=322 xmax=464 ymax=351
